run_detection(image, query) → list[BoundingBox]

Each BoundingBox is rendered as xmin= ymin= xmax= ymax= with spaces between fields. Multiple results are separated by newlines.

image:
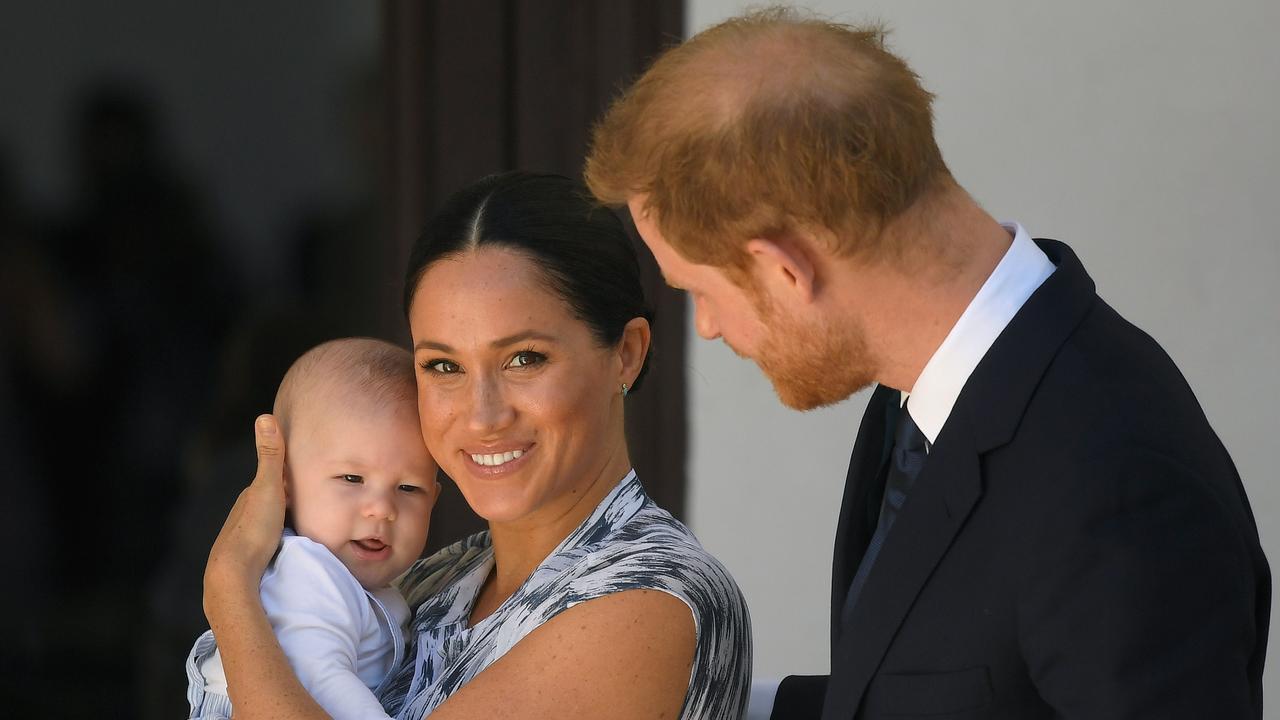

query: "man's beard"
xmin=741 ymin=296 xmax=876 ymax=411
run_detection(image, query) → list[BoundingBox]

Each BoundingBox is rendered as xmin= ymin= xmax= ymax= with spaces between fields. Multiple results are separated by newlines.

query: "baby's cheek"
xmin=289 ymin=504 xmax=343 ymax=555
xmin=402 ymin=508 xmax=432 ymax=552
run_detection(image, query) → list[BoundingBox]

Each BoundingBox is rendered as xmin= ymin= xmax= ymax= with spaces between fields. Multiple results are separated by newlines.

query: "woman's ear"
xmin=617 ymin=316 xmax=652 ymax=388
xmin=745 ymin=235 xmax=818 ymax=303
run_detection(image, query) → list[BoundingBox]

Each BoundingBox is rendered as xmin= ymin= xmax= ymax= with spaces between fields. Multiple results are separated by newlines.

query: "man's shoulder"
xmin=979 ymin=293 xmax=1242 ymax=518
xmin=1032 ymin=296 xmax=1207 ymax=435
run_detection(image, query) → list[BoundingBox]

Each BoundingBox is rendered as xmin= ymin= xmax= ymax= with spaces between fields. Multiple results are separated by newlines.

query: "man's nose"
xmin=693 ymin=298 xmax=721 ymax=340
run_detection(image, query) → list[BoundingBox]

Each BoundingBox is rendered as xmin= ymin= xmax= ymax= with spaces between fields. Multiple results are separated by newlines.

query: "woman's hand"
xmin=200 ymin=415 xmax=331 ymax=719
xmin=204 ymin=415 xmax=288 ymax=619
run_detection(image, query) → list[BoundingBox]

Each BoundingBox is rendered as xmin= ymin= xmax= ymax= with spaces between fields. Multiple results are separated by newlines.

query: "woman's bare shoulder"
xmin=429 ymin=588 xmax=696 ymax=720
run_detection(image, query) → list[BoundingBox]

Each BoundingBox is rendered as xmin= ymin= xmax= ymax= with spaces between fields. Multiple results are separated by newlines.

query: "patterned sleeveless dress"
xmin=377 ymin=470 xmax=751 ymax=719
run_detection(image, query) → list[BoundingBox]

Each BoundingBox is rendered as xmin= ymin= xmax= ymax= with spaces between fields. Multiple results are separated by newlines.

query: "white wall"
xmin=683 ymin=0 xmax=1280 ymax=702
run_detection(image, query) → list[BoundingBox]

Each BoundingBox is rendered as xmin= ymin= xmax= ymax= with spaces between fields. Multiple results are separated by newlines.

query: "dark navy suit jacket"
xmin=771 ymin=240 xmax=1269 ymax=719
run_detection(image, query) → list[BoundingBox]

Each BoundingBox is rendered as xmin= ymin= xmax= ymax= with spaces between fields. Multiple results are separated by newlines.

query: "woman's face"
xmin=408 ymin=247 xmax=631 ymax=526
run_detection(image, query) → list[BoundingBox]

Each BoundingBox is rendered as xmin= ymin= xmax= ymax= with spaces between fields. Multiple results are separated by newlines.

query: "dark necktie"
xmin=841 ymin=402 xmax=929 ymax=626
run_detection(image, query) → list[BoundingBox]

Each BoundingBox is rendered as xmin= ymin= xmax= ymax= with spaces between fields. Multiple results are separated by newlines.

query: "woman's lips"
xmin=462 ymin=444 xmax=533 ymax=476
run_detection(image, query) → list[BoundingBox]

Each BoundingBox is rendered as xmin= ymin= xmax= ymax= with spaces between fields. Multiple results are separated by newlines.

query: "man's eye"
xmin=422 ymin=359 xmax=460 ymax=374
xmin=339 ymin=474 xmax=363 ymax=484
xmin=509 ymin=350 xmax=546 ymax=368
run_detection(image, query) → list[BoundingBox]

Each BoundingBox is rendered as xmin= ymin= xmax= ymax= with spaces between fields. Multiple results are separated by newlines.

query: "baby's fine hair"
xmin=272 ymin=337 xmax=416 ymax=434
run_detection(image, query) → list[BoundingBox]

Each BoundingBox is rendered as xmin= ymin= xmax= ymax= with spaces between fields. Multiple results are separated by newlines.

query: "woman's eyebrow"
xmin=414 ymin=339 xmax=454 ymax=352
xmin=490 ymin=330 xmax=558 ymax=348
xmin=413 ymin=331 xmax=559 ymax=353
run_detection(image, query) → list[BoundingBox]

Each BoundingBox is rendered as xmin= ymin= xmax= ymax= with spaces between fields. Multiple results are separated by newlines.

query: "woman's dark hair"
xmin=403 ymin=171 xmax=655 ymax=392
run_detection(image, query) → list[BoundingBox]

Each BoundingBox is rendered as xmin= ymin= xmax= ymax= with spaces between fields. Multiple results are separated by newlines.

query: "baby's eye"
xmin=509 ymin=350 xmax=546 ymax=368
xmin=421 ymin=359 xmax=460 ymax=374
xmin=398 ymin=484 xmax=421 ymax=493
xmin=339 ymin=474 xmax=363 ymax=484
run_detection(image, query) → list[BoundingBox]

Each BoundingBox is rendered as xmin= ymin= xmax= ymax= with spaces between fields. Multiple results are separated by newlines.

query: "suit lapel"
xmin=822 ymin=423 xmax=984 ymax=720
xmin=830 ymin=385 xmax=898 ymax=648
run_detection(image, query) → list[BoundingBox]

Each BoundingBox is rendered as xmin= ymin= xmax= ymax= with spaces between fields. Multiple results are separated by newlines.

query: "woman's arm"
xmin=206 ymin=417 xmax=698 ymax=720
xmin=203 ymin=415 xmax=330 ymax=720
xmin=428 ymin=588 xmax=697 ymax=720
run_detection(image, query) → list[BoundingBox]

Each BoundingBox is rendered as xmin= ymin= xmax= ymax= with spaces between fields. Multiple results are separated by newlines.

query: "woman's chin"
xmin=453 ymin=482 xmax=536 ymax=525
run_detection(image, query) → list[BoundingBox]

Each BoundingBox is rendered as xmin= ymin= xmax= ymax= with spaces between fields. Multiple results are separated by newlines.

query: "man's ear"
xmin=745 ymin=235 xmax=818 ymax=303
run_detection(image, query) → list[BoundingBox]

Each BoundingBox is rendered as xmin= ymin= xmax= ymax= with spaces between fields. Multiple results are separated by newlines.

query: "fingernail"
xmin=256 ymin=415 xmax=276 ymax=435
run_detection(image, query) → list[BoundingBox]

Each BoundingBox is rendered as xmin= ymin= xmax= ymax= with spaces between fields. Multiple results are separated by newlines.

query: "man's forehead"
xmin=622 ymin=196 xmax=716 ymax=290
xmin=637 ymin=232 xmax=686 ymax=287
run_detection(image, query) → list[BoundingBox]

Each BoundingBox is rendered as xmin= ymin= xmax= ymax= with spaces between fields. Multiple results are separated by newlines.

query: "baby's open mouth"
xmin=354 ymin=538 xmax=387 ymax=552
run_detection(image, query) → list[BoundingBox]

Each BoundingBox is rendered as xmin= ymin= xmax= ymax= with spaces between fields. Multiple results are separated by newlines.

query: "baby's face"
xmin=285 ymin=401 xmax=439 ymax=589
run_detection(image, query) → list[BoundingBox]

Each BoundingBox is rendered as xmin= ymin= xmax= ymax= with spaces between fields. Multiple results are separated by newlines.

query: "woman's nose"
xmin=467 ymin=374 xmax=516 ymax=433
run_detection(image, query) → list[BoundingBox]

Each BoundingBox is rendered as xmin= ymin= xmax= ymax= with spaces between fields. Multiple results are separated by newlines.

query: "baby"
xmin=185 ymin=337 xmax=439 ymax=719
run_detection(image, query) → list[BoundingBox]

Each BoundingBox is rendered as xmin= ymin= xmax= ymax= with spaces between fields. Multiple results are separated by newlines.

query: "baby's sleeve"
xmin=261 ymin=538 xmax=395 ymax=720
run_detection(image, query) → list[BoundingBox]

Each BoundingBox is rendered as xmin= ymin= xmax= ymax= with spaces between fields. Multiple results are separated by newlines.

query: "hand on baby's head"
xmin=274 ymin=337 xmax=439 ymax=589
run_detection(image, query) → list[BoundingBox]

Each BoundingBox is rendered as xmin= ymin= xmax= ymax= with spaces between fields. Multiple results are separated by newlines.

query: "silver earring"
xmin=620 ymin=383 xmax=630 ymax=398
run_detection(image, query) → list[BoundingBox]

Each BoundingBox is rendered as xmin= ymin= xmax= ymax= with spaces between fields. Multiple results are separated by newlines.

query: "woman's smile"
xmin=463 ymin=444 xmax=534 ymax=475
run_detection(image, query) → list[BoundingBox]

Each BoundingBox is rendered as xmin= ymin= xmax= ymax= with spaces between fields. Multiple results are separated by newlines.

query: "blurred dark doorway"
xmin=384 ymin=0 xmax=688 ymax=548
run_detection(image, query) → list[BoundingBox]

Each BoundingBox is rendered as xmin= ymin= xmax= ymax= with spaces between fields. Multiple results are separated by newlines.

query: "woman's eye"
xmin=509 ymin=350 xmax=546 ymax=368
xmin=422 ymin=359 xmax=460 ymax=374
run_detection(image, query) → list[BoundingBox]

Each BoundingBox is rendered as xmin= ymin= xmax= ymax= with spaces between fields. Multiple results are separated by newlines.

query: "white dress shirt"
xmin=904 ymin=222 xmax=1056 ymax=445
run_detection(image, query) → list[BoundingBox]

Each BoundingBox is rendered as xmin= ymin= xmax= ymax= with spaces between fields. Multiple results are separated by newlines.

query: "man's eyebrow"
xmin=413 ymin=331 xmax=559 ymax=354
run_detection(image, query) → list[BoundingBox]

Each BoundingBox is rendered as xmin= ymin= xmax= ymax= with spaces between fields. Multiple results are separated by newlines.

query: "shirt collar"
xmin=905 ymin=222 xmax=1056 ymax=445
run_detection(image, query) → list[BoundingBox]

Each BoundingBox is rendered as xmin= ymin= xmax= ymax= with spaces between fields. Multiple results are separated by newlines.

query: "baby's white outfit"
xmin=185 ymin=530 xmax=408 ymax=719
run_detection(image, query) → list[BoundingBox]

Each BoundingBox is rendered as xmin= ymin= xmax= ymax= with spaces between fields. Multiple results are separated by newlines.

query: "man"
xmin=586 ymin=9 xmax=1268 ymax=720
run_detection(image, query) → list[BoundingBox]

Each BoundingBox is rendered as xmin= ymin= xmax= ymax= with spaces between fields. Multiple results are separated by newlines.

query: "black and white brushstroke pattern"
xmin=378 ymin=470 xmax=752 ymax=719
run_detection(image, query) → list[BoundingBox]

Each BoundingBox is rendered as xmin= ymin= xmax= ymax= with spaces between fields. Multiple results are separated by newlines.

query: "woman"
xmin=203 ymin=171 xmax=751 ymax=719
